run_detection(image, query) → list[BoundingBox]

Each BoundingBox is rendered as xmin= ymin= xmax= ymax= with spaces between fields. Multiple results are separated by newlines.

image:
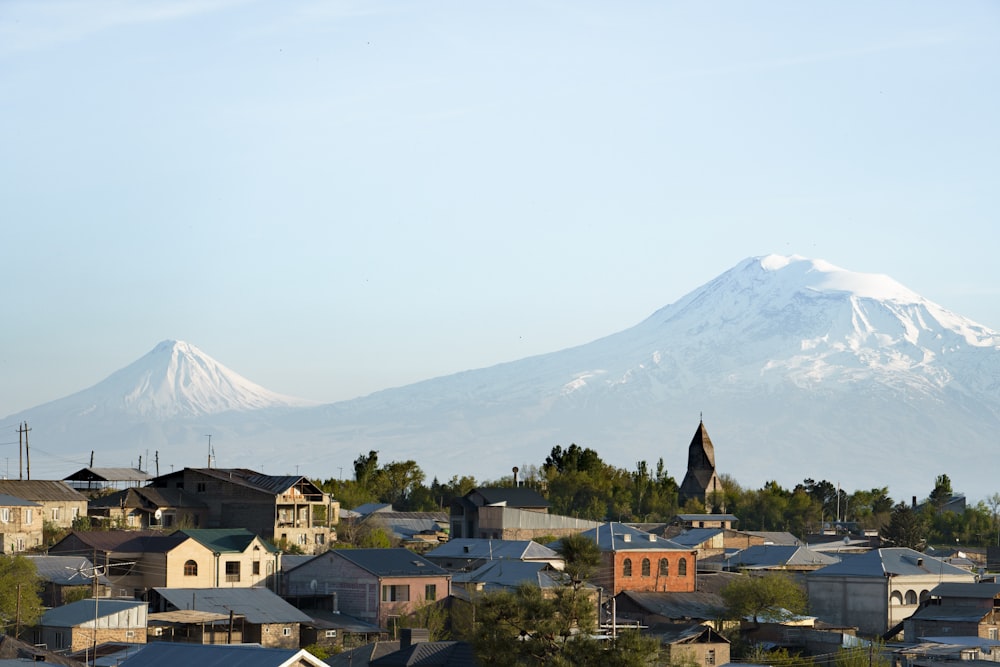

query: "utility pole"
xmin=17 ymin=422 xmax=30 ymax=481
xmin=205 ymin=435 xmax=212 ymax=468
xmin=24 ymin=422 xmax=29 ymax=480
xmin=155 ymin=451 xmax=159 ymax=477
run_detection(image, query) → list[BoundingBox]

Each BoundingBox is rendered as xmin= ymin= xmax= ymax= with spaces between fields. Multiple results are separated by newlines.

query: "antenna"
xmin=205 ymin=435 xmax=213 ymax=468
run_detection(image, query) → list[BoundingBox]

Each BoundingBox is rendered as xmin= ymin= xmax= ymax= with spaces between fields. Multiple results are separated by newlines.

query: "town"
xmin=0 ymin=420 xmax=994 ymax=667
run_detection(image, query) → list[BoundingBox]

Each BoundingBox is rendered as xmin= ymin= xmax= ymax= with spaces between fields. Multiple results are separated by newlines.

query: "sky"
xmin=2 ymin=1 xmax=999 ymax=419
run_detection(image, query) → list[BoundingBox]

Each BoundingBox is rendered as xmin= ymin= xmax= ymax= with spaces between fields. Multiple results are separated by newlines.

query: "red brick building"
xmin=572 ymin=523 xmax=697 ymax=596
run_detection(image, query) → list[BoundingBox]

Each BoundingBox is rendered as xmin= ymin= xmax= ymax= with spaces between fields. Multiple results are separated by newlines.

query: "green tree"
xmin=554 ymin=532 xmax=601 ymax=589
xmin=929 ymin=474 xmax=954 ymax=509
xmin=835 ymin=639 xmax=890 ymax=667
xmin=720 ymin=572 xmax=807 ymax=626
xmin=880 ymin=502 xmax=927 ymax=549
xmin=0 ymin=555 xmax=44 ymax=635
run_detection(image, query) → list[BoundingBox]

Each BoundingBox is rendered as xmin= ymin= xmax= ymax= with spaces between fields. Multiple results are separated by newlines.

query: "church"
xmin=677 ymin=419 xmax=724 ymax=510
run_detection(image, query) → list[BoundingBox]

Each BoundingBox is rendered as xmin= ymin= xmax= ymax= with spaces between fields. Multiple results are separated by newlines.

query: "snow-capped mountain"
xmin=8 ymin=256 xmax=1000 ymax=500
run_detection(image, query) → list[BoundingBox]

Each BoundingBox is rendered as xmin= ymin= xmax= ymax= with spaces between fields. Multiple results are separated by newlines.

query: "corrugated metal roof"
xmin=332 ymin=548 xmax=450 ymax=577
xmin=0 ymin=635 xmax=84 ymax=666
xmin=177 ymin=528 xmax=276 ymax=553
xmin=117 ymin=643 xmax=326 ymax=667
xmin=470 ymin=487 xmax=550 ymax=508
xmin=725 ymin=545 xmax=840 ymax=569
xmin=453 ymin=560 xmax=565 ymax=590
xmin=425 ymin=539 xmax=558 ymax=561
xmin=670 ymin=528 xmax=723 ymax=547
xmin=25 ymin=555 xmax=110 ymax=586
xmin=41 ymin=599 xmax=147 ymax=628
xmin=930 ymin=582 xmax=1000 ymax=599
xmin=0 ymin=480 xmax=87 ymax=502
xmin=617 ymin=590 xmax=725 ymax=621
xmin=148 ymin=610 xmax=234 ymax=625
xmin=909 ymin=605 xmax=989 ymax=623
xmin=63 ymin=468 xmax=151 ymax=482
xmin=370 ymin=641 xmax=478 ymax=667
xmin=808 ymin=548 xmax=976 ymax=578
xmin=0 ymin=493 xmax=40 ymax=507
xmin=566 ymin=522 xmax=691 ymax=553
xmin=153 ymin=587 xmax=312 ymax=624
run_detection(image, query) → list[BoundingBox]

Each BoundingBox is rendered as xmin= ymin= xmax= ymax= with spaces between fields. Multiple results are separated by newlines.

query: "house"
xmin=328 ymin=631 xmax=479 ymax=667
xmin=63 ymin=468 xmax=152 ymax=496
xmin=903 ymin=582 xmax=1000 ymax=642
xmin=148 ymin=468 xmax=339 ymax=554
xmin=423 ymin=538 xmax=563 ymax=572
xmin=47 ymin=528 xmax=280 ymax=597
xmin=0 ymin=480 xmax=88 ymax=530
xmin=149 ymin=587 xmax=312 ymax=649
xmin=452 ymin=560 xmax=575 ymax=595
xmin=723 ymin=545 xmax=841 ymax=573
xmin=117 ymin=642 xmax=329 ymax=667
xmin=284 ymin=548 xmax=451 ymax=630
xmin=0 ymin=633 xmax=86 ymax=666
xmin=0 ymin=492 xmax=42 ymax=553
xmin=613 ymin=589 xmax=727 ymax=627
xmin=563 ymin=522 xmax=698 ymax=596
xmin=87 ymin=486 xmax=208 ymax=531
xmin=677 ymin=420 xmax=725 ymax=510
xmin=354 ymin=506 xmax=449 ymax=546
xmin=806 ymin=548 xmax=976 ymax=636
xmin=298 ymin=610 xmax=385 ymax=654
xmin=146 ymin=609 xmax=242 ymax=644
xmin=450 ymin=487 xmax=601 ymax=541
xmin=673 ymin=514 xmax=739 ymax=531
xmin=37 ymin=598 xmax=148 ymax=653
xmin=647 ymin=623 xmax=731 ymax=667
xmin=26 ymin=555 xmax=111 ymax=606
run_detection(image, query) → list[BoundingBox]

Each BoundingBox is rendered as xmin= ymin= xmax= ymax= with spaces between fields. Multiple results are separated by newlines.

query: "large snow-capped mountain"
xmin=8 ymin=256 xmax=1000 ymax=499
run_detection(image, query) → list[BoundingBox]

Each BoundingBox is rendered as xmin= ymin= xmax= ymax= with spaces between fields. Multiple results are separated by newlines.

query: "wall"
xmin=607 ymin=550 xmax=698 ymax=596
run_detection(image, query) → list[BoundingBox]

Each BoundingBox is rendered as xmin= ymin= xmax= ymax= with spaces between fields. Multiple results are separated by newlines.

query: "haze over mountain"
xmin=8 ymin=255 xmax=1000 ymax=501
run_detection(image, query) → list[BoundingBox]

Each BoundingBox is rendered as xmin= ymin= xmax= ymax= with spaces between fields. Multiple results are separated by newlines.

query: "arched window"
xmin=659 ymin=558 xmax=669 ymax=576
xmin=678 ymin=558 xmax=687 ymax=576
xmin=905 ymin=590 xmax=918 ymax=605
xmin=919 ymin=590 xmax=930 ymax=602
xmin=890 ymin=591 xmax=903 ymax=606
xmin=623 ymin=558 xmax=632 ymax=577
xmin=641 ymin=558 xmax=651 ymax=577
xmin=184 ymin=560 xmax=198 ymax=576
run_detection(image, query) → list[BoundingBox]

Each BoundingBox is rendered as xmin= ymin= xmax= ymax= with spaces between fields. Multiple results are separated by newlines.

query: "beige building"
xmin=0 ymin=480 xmax=87 ymax=530
xmin=37 ymin=599 xmax=147 ymax=653
xmin=0 ymin=493 xmax=42 ymax=553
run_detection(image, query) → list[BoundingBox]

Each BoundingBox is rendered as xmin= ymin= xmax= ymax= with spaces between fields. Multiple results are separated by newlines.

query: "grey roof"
xmin=676 ymin=514 xmax=739 ymax=523
xmin=331 ymin=548 xmax=450 ymax=578
xmin=453 ymin=560 xmax=567 ymax=591
xmin=353 ymin=503 xmax=394 ymax=515
xmin=929 ymin=582 xmax=1000 ymax=599
xmin=742 ymin=531 xmax=804 ymax=546
xmin=49 ymin=529 xmax=185 ymax=555
xmin=41 ymin=599 xmax=147 ymax=627
xmin=0 ymin=480 xmax=87 ymax=502
xmin=64 ymin=468 xmax=151 ymax=482
xmin=908 ymin=604 xmax=989 ymax=623
xmin=304 ymin=610 xmax=384 ymax=634
xmin=0 ymin=493 xmax=40 ymax=507
xmin=117 ymin=643 xmax=325 ymax=667
xmin=25 ymin=555 xmax=111 ymax=586
xmin=370 ymin=641 xmax=478 ymax=666
xmin=563 ymin=522 xmax=690 ymax=552
xmin=808 ymin=548 xmax=975 ymax=578
xmin=425 ymin=539 xmax=559 ymax=561
xmin=646 ymin=623 xmax=730 ymax=645
xmin=327 ymin=642 xmax=403 ymax=667
xmin=616 ymin=590 xmax=725 ymax=621
xmin=0 ymin=634 xmax=85 ymax=666
xmin=468 ymin=487 xmax=549 ymax=508
xmin=153 ymin=587 xmax=312 ymax=624
xmin=670 ymin=528 xmax=724 ymax=547
xmin=280 ymin=554 xmax=317 ymax=572
xmin=89 ymin=486 xmax=206 ymax=510
xmin=725 ymin=545 xmax=840 ymax=569
xmin=363 ymin=513 xmax=448 ymax=541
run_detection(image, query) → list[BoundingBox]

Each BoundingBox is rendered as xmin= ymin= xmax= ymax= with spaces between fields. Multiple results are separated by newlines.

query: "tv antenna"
xmin=205 ymin=434 xmax=215 ymax=468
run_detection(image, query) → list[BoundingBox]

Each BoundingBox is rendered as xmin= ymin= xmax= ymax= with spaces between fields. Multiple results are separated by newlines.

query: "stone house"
xmin=87 ymin=486 xmax=208 ymax=531
xmin=0 ymin=493 xmax=43 ymax=553
xmin=148 ymin=468 xmax=339 ymax=554
xmin=284 ymin=548 xmax=451 ymax=631
xmin=451 ymin=487 xmax=601 ymax=541
xmin=904 ymin=582 xmax=1000 ymax=642
xmin=806 ymin=548 xmax=976 ymax=636
xmin=650 ymin=623 xmax=731 ymax=667
xmin=0 ymin=480 xmax=87 ymax=531
xmin=36 ymin=599 xmax=148 ymax=653
xmin=25 ymin=555 xmax=111 ymax=607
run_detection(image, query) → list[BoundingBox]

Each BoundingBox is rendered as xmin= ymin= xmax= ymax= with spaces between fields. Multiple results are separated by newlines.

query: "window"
xmin=325 ymin=630 xmax=338 ymax=638
xmin=659 ymin=558 xmax=669 ymax=576
xmin=990 ymin=628 xmax=998 ymax=640
xmin=72 ymin=507 xmax=80 ymax=519
xmin=24 ymin=509 xmax=32 ymax=524
xmin=184 ymin=560 xmax=198 ymax=576
xmin=126 ymin=514 xmax=136 ymax=526
xmin=382 ymin=585 xmax=410 ymax=602
xmin=425 ymin=584 xmax=437 ymax=601
xmin=252 ymin=561 xmax=260 ymax=575
xmin=225 ymin=561 xmax=240 ymax=582
xmin=54 ymin=632 xmax=65 ymax=649
xmin=707 ymin=649 xmax=716 ymax=665
xmin=196 ymin=482 xmax=206 ymax=493
xmin=316 ymin=533 xmax=325 ymax=545
xmin=282 ymin=627 xmax=292 ymax=637
xmin=623 ymin=558 xmax=633 ymax=577
xmin=297 ymin=533 xmax=308 ymax=545
xmin=0 ymin=508 xmax=9 ymax=523
xmin=890 ymin=591 xmax=903 ymax=605
xmin=905 ymin=590 xmax=918 ymax=605
xmin=641 ymin=558 xmax=651 ymax=577
xmin=678 ymin=558 xmax=687 ymax=576
xmin=125 ymin=630 xmax=135 ymax=639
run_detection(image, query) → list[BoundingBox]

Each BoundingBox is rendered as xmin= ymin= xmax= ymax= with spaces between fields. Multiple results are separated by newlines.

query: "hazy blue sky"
xmin=2 ymin=1 xmax=998 ymax=416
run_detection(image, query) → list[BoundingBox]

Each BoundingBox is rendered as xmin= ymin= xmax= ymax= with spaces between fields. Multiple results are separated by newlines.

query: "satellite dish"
xmin=310 ymin=579 xmax=318 ymax=592
xmin=154 ymin=509 xmax=163 ymax=521
xmin=843 ymin=536 xmax=850 ymax=545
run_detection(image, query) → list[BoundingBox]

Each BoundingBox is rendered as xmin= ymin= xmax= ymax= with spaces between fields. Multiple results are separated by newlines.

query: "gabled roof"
xmin=370 ymin=641 xmax=478 ymax=666
xmin=49 ymin=530 xmax=177 ymax=555
xmin=158 ymin=468 xmax=324 ymax=497
xmin=808 ymin=548 xmax=975 ymax=578
xmin=0 ymin=635 xmax=84 ymax=666
xmin=646 ymin=622 xmax=730 ymax=645
xmin=117 ymin=643 xmax=328 ymax=667
xmin=675 ymin=514 xmax=739 ymax=523
xmin=616 ymin=590 xmax=725 ymax=621
xmin=25 ymin=555 xmax=111 ymax=586
xmin=0 ymin=493 xmax=40 ymax=507
xmin=362 ymin=512 xmax=448 ymax=541
xmin=41 ymin=599 xmax=147 ymax=628
xmin=566 ymin=522 xmax=690 ymax=552
xmin=929 ymin=582 xmax=1000 ymax=599
xmin=63 ymin=468 xmax=151 ymax=483
xmin=153 ymin=587 xmax=312 ymax=624
xmin=425 ymin=539 xmax=558 ymax=561
xmin=453 ymin=560 xmax=567 ymax=591
xmin=88 ymin=486 xmax=207 ymax=511
xmin=353 ymin=503 xmax=394 ymax=515
xmin=670 ymin=528 xmax=724 ymax=548
xmin=330 ymin=548 xmax=450 ymax=578
xmin=741 ymin=531 xmax=803 ymax=546
xmin=725 ymin=545 xmax=840 ymax=569
xmin=176 ymin=528 xmax=277 ymax=554
xmin=908 ymin=604 xmax=990 ymax=623
xmin=467 ymin=487 xmax=549 ymax=508
xmin=0 ymin=480 xmax=87 ymax=502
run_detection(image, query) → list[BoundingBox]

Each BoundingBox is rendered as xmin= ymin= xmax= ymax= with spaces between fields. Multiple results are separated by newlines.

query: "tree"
xmin=0 ymin=555 xmax=44 ymax=635
xmin=554 ymin=532 xmax=601 ymax=589
xmin=929 ymin=474 xmax=954 ymax=509
xmin=880 ymin=502 xmax=927 ymax=549
xmin=720 ymin=572 xmax=807 ymax=626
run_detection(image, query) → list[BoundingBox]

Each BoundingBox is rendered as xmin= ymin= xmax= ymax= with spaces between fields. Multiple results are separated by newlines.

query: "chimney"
xmin=623 ymin=534 xmax=632 ymax=542
xmin=400 ymin=628 xmax=429 ymax=649
xmin=912 ymin=496 xmax=917 ymax=509
xmin=648 ymin=534 xmax=657 ymax=542
xmin=512 ymin=466 xmax=519 ymax=487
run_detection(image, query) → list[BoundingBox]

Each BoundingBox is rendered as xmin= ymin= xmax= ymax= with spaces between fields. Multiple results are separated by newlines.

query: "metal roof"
xmin=453 ymin=560 xmax=566 ymax=590
xmin=425 ymin=539 xmax=558 ymax=561
xmin=0 ymin=493 xmax=40 ymax=507
xmin=41 ymin=599 xmax=147 ymax=628
xmin=0 ymin=635 xmax=84 ymax=666
xmin=616 ymin=590 xmax=726 ymax=621
xmin=808 ymin=548 xmax=976 ymax=578
xmin=303 ymin=610 xmax=384 ymax=633
xmin=117 ymin=643 xmax=327 ymax=667
xmin=564 ymin=522 xmax=691 ymax=552
xmin=676 ymin=514 xmax=739 ymax=522
xmin=153 ymin=587 xmax=312 ymax=624
xmin=177 ymin=528 xmax=277 ymax=554
xmin=468 ymin=487 xmax=550 ymax=508
xmin=725 ymin=545 xmax=840 ymax=569
xmin=908 ymin=605 xmax=989 ymax=623
xmin=670 ymin=528 xmax=724 ymax=547
xmin=331 ymin=548 xmax=450 ymax=578
xmin=63 ymin=468 xmax=151 ymax=482
xmin=148 ymin=610 xmax=234 ymax=625
xmin=370 ymin=641 xmax=478 ymax=666
xmin=0 ymin=480 xmax=87 ymax=502
xmin=89 ymin=486 xmax=207 ymax=510
xmin=25 ymin=555 xmax=111 ymax=586
xmin=929 ymin=582 xmax=1000 ymax=599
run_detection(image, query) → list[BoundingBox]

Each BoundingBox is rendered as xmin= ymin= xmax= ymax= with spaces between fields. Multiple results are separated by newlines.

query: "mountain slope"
xmin=9 ymin=256 xmax=1000 ymax=499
